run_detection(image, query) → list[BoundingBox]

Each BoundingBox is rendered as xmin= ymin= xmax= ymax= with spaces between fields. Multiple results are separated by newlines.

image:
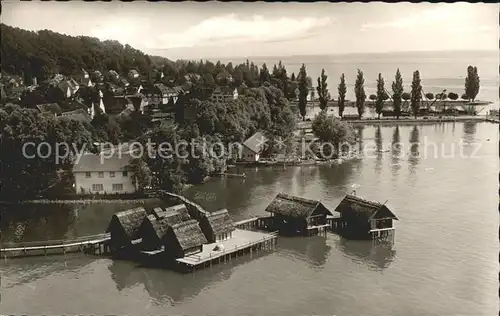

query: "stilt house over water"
xmin=139 ymin=204 xmax=192 ymax=251
xmin=198 ymin=209 xmax=235 ymax=243
xmin=106 ymin=207 xmax=148 ymax=251
xmin=265 ymin=193 xmax=333 ymax=236
xmin=333 ymin=194 xmax=398 ymax=239
xmin=163 ymin=219 xmax=207 ymax=258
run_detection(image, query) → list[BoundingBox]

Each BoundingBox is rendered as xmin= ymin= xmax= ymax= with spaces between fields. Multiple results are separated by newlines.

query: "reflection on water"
xmin=277 ymin=236 xmax=332 ymax=269
xmin=1 ymin=254 xmax=96 ymax=288
xmin=374 ymin=126 xmax=383 ymax=173
xmin=1 ymin=204 xmax=77 ymax=242
xmin=108 ymin=251 xmax=271 ymax=305
xmin=335 ymin=237 xmax=396 ymax=272
xmin=391 ymin=126 xmax=401 ymax=175
xmin=408 ymin=126 xmax=420 ymax=176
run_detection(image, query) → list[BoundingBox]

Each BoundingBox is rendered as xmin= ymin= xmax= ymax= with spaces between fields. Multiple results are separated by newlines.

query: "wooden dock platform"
xmin=176 ymin=229 xmax=278 ymax=272
xmin=1 ymin=233 xmax=111 ymax=258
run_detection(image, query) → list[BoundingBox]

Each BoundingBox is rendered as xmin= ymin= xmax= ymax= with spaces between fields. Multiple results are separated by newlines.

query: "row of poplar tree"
xmin=296 ymin=65 xmax=480 ymax=120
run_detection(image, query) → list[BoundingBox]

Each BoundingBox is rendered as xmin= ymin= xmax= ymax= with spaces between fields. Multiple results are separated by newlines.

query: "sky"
xmin=1 ymin=1 xmax=498 ymax=60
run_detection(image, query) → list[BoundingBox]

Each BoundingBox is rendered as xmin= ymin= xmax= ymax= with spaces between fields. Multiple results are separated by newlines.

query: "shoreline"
xmin=298 ymin=116 xmax=499 ymax=128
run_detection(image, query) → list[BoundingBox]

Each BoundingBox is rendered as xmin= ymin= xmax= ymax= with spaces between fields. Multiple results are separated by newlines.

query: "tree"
xmin=392 ymin=69 xmax=404 ymax=119
xmin=465 ymin=65 xmax=480 ymax=102
xmin=354 ymin=69 xmax=366 ymax=119
xmin=127 ymin=158 xmax=152 ymax=193
xmin=316 ymin=69 xmax=329 ymax=111
xmin=298 ymin=64 xmax=308 ymax=121
xmin=260 ymin=63 xmax=271 ymax=85
xmin=311 ymin=110 xmax=356 ymax=158
xmin=410 ymin=70 xmax=422 ymax=118
xmin=338 ymin=73 xmax=347 ymax=118
xmin=375 ymin=73 xmax=386 ymax=119
xmin=0 ymin=106 xmax=94 ymax=200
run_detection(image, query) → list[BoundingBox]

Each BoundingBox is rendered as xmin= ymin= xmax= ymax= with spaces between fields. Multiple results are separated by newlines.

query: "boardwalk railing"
xmin=1 ymin=233 xmax=110 ymax=251
xmin=187 ymin=232 xmax=279 ymax=263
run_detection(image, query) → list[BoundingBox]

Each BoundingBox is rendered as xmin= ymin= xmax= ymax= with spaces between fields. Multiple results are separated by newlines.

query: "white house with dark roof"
xmin=210 ymin=87 xmax=238 ymax=104
xmin=73 ymin=150 xmax=137 ymax=195
xmin=241 ymin=132 xmax=268 ymax=162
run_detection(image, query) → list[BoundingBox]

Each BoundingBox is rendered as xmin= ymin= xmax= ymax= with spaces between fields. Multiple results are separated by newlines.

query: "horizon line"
xmin=152 ymin=48 xmax=498 ymax=62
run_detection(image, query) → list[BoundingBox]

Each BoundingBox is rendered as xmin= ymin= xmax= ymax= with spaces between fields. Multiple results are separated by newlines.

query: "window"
xmin=109 ymin=172 xmax=115 ymax=178
xmin=112 ymin=183 xmax=123 ymax=191
xmin=98 ymin=172 xmax=104 ymax=178
xmin=123 ymin=171 xmax=128 ymax=177
xmin=92 ymin=184 xmax=103 ymax=191
xmin=85 ymin=172 xmax=91 ymax=178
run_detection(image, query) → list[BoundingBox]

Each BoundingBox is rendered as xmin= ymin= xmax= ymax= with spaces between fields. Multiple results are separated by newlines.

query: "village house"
xmin=36 ymin=103 xmax=62 ymax=117
xmin=72 ymin=150 xmax=137 ymax=195
xmin=265 ymin=193 xmax=333 ymax=236
xmin=198 ymin=209 xmax=235 ymax=243
xmin=162 ymin=219 xmax=207 ymax=258
xmin=106 ymin=207 xmax=148 ymax=253
xmin=125 ymin=83 xmax=144 ymax=95
xmin=82 ymin=69 xmax=89 ymax=79
xmin=333 ymin=194 xmax=398 ymax=239
xmin=241 ymin=132 xmax=268 ymax=162
xmin=92 ymin=70 xmax=104 ymax=83
xmin=104 ymin=95 xmax=134 ymax=115
xmin=149 ymin=83 xmax=182 ymax=105
xmin=59 ymin=108 xmax=92 ymax=124
xmin=107 ymin=70 xmax=120 ymax=82
xmin=119 ymin=78 xmax=130 ymax=87
xmin=184 ymin=73 xmax=201 ymax=83
xmin=128 ymin=69 xmax=140 ymax=80
xmin=210 ymin=86 xmax=238 ymax=104
xmin=149 ymin=69 xmax=164 ymax=83
xmin=58 ymin=78 xmax=80 ymax=98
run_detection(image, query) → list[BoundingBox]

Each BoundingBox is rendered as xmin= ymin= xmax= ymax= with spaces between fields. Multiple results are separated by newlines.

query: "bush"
xmin=402 ymin=92 xmax=411 ymax=101
xmin=447 ymin=92 xmax=459 ymax=100
xmin=425 ymin=93 xmax=434 ymax=100
xmin=369 ymin=94 xmax=377 ymax=101
xmin=461 ymin=93 xmax=469 ymax=100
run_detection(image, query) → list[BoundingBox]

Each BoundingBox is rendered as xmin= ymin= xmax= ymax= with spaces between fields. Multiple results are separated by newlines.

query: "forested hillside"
xmin=0 ymin=23 xmax=173 ymax=84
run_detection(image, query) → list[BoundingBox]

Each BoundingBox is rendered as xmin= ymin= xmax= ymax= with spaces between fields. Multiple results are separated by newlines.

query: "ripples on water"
xmin=1 ymin=122 xmax=498 ymax=315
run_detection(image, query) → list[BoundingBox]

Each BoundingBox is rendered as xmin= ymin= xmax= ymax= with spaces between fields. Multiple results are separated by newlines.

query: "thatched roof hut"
xmin=199 ymin=209 xmax=235 ymax=243
xmin=157 ymin=191 xmax=208 ymax=220
xmin=106 ymin=207 xmax=148 ymax=248
xmin=139 ymin=207 xmax=189 ymax=250
xmin=153 ymin=204 xmax=191 ymax=222
xmin=265 ymin=193 xmax=332 ymax=219
xmin=165 ymin=219 xmax=207 ymax=257
xmin=334 ymin=194 xmax=398 ymax=221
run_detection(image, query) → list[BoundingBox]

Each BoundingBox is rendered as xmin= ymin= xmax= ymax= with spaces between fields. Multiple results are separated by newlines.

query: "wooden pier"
xmin=1 ymin=233 xmax=111 ymax=259
xmin=233 ymin=216 xmax=272 ymax=230
xmin=216 ymin=172 xmax=247 ymax=178
xmin=176 ymin=229 xmax=278 ymax=272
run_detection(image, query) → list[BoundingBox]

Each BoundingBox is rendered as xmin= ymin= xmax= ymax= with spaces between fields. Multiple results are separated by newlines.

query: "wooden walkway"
xmin=1 ymin=233 xmax=111 ymax=258
xmin=176 ymin=229 xmax=278 ymax=271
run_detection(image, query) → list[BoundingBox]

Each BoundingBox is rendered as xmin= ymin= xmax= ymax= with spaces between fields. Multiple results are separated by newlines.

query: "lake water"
xmin=1 ymin=122 xmax=498 ymax=315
